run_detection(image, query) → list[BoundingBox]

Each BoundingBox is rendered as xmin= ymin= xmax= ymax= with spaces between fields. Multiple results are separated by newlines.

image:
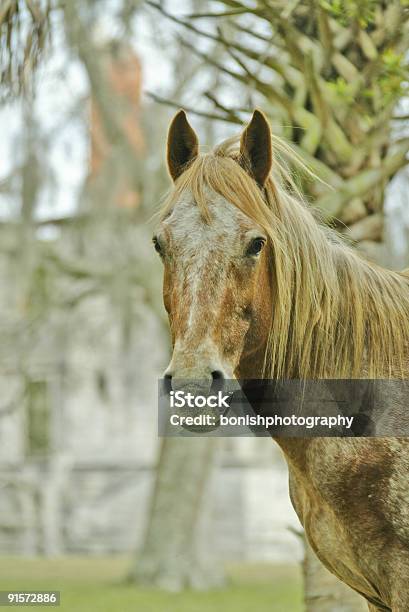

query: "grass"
xmin=0 ymin=557 xmax=302 ymax=612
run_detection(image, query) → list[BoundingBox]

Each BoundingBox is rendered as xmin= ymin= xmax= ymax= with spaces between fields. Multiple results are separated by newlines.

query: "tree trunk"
xmin=129 ymin=437 xmax=224 ymax=591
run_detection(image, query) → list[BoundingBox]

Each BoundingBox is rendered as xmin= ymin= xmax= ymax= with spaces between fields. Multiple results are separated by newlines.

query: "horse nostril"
xmin=211 ymin=370 xmax=224 ymax=381
xmin=164 ymin=373 xmax=172 ymax=393
xmin=211 ymin=370 xmax=225 ymax=392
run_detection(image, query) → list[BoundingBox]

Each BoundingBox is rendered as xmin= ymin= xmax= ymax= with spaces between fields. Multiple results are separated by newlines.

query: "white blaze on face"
xmin=163 ymin=190 xmax=250 ymax=330
xmin=160 ymin=189 xmax=256 ymax=378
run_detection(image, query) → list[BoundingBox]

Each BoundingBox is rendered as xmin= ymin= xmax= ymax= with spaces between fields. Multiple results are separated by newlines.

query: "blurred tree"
xmin=151 ymin=0 xmax=409 ymax=263
xmin=0 ymin=0 xmax=51 ymax=101
xmin=63 ymin=2 xmax=145 ymax=213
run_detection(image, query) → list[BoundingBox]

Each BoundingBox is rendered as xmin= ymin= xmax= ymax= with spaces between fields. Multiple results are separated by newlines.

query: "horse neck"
xmin=237 ymin=333 xmax=313 ymax=468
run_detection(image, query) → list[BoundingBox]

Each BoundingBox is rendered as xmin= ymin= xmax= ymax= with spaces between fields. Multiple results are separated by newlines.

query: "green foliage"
xmin=327 ymin=77 xmax=356 ymax=105
xmin=328 ymin=50 xmax=408 ymax=110
xmin=319 ymin=0 xmax=377 ymax=27
xmin=378 ymin=50 xmax=408 ymax=106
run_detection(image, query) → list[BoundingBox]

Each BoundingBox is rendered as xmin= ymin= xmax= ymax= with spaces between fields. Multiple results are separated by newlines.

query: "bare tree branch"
xmin=147 ymin=91 xmax=241 ymax=124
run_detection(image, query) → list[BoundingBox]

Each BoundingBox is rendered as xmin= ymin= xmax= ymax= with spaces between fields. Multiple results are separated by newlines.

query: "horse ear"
xmin=240 ymin=110 xmax=272 ymax=187
xmin=167 ymin=110 xmax=199 ymax=182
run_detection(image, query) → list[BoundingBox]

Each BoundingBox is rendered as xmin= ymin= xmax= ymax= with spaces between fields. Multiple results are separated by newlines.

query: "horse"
xmin=153 ymin=108 xmax=409 ymax=611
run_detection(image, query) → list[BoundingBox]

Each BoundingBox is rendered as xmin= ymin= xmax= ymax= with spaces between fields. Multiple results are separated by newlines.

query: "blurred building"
xmin=0 ymin=239 xmax=301 ymax=560
xmin=0 ymin=42 xmax=302 ymax=564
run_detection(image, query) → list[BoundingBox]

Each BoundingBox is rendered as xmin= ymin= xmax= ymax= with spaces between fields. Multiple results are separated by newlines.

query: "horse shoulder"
xmin=287 ymin=438 xmax=409 ymax=607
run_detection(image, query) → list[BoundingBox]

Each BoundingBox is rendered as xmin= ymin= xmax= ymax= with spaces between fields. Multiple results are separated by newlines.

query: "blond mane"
xmin=162 ymin=135 xmax=409 ymax=380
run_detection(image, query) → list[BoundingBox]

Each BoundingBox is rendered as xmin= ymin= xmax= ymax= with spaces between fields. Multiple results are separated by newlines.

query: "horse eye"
xmin=152 ymin=236 xmax=163 ymax=255
xmin=246 ymin=237 xmax=266 ymax=257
